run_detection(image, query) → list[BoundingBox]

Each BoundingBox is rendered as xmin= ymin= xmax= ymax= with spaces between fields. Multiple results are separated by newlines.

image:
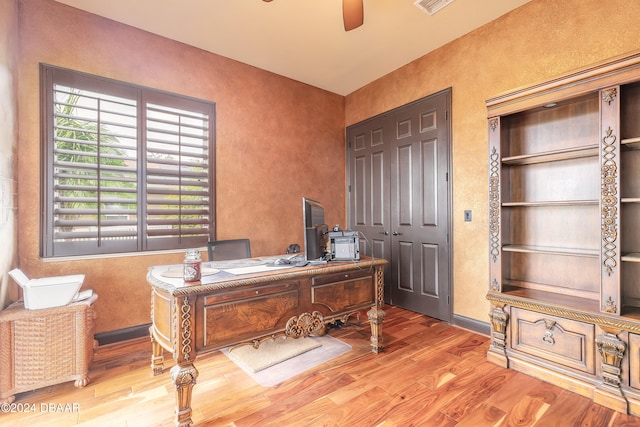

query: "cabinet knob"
xmin=542 ymin=331 xmax=555 ymax=345
xmin=542 ymin=319 xmax=556 ymax=345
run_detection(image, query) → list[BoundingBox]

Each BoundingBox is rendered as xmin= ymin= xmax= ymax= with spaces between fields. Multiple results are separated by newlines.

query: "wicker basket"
xmin=0 ymin=294 xmax=98 ymax=404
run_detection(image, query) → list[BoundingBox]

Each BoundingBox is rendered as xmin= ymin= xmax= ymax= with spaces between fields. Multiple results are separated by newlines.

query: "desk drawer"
xmin=510 ymin=307 xmax=595 ymax=374
xmin=200 ymin=281 xmax=300 ymax=349
xmin=203 ymin=282 xmax=297 ymax=305
xmin=312 ymin=270 xmax=374 ymax=313
xmin=312 ymin=270 xmax=372 ymax=287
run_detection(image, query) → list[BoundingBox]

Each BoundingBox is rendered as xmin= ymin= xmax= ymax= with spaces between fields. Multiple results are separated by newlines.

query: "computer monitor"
xmin=302 ymin=197 xmax=328 ymax=261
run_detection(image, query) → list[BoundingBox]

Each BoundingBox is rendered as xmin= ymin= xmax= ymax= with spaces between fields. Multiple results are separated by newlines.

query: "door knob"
xmin=379 ymin=231 xmax=389 ymax=235
xmin=392 ymin=231 xmax=402 ymax=236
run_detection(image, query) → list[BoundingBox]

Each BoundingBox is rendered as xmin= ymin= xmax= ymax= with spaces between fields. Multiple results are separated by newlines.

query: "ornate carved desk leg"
xmin=171 ymin=362 xmax=199 ymax=427
xmin=150 ymin=326 xmax=164 ymax=375
xmin=171 ymin=296 xmax=199 ymax=427
xmin=367 ymin=265 xmax=386 ymax=353
xmin=150 ymin=292 xmax=165 ymax=375
xmin=594 ymin=328 xmax=628 ymax=413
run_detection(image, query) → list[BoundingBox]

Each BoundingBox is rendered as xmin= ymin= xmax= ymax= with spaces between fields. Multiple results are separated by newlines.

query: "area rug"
xmin=222 ymin=335 xmax=352 ymax=387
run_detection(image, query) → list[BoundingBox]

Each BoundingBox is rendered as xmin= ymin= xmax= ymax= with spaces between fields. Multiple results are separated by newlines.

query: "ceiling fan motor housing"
xmin=414 ymin=0 xmax=455 ymax=15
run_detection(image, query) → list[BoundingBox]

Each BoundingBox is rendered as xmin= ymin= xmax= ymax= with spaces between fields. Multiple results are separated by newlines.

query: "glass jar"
xmin=183 ymin=249 xmax=202 ymax=282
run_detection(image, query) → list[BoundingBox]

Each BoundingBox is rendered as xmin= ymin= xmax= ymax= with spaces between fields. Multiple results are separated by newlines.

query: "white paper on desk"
xmin=224 ymin=265 xmax=292 ymax=275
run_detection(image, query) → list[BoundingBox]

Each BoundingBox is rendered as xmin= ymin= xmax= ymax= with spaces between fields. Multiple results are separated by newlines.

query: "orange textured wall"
xmin=0 ymin=0 xmax=19 ymax=310
xmin=15 ymin=0 xmax=640 ymax=334
xmin=16 ymin=0 xmax=345 ymax=333
xmin=345 ymin=0 xmax=640 ymax=323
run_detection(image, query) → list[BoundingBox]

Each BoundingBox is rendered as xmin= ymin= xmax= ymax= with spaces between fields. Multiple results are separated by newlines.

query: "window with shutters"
xmin=40 ymin=65 xmax=215 ymax=258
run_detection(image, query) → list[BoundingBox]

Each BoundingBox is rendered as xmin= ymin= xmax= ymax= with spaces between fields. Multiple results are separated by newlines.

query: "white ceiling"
xmin=53 ymin=0 xmax=531 ymax=95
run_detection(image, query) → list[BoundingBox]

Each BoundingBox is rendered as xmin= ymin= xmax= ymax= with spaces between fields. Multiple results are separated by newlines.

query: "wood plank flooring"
xmin=3 ymin=306 xmax=640 ymax=426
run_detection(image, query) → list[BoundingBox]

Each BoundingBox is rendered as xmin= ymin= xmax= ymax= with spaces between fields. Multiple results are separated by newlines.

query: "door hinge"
xmin=348 ymin=184 xmax=351 ymax=193
xmin=445 ymin=172 xmax=448 ymax=181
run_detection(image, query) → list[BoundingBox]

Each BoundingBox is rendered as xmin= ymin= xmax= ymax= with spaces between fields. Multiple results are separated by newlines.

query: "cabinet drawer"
xmin=510 ymin=307 xmax=595 ymax=373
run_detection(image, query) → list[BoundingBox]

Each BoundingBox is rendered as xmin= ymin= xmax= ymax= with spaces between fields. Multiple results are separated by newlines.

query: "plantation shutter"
xmin=46 ymin=70 xmax=139 ymax=257
xmin=42 ymin=65 xmax=215 ymax=258
xmin=144 ymin=92 xmax=214 ymax=250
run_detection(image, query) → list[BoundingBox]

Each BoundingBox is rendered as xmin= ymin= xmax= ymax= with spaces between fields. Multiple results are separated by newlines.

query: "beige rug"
xmin=223 ymin=335 xmax=352 ymax=387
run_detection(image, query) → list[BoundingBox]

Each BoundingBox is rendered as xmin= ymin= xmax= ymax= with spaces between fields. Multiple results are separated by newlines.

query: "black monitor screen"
xmin=302 ymin=197 xmax=328 ymax=261
xmin=304 ymin=198 xmax=324 ymax=227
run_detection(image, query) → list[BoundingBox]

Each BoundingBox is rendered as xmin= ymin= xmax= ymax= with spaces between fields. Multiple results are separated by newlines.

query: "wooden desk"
xmin=147 ymin=256 xmax=387 ymax=427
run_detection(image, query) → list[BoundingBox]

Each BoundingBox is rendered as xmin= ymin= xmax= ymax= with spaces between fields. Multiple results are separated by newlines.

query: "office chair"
xmin=207 ymin=239 xmax=251 ymax=262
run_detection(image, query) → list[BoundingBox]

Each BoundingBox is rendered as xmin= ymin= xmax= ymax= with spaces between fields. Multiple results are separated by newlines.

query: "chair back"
xmin=207 ymin=239 xmax=251 ymax=261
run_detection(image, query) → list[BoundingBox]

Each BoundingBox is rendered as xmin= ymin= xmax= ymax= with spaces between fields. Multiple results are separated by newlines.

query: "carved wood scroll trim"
xmin=487 ymin=292 xmax=640 ymax=334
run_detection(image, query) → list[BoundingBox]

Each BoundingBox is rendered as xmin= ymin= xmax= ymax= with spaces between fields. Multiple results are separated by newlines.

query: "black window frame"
xmin=40 ymin=64 xmax=216 ymax=258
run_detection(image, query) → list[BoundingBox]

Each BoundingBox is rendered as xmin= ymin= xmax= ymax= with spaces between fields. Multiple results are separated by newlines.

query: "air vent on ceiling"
xmin=414 ymin=0 xmax=455 ymax=15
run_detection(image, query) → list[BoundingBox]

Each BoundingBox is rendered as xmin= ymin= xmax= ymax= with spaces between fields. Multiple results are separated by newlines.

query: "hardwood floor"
xmin=4 ymin=306 xmax=640 ymax=426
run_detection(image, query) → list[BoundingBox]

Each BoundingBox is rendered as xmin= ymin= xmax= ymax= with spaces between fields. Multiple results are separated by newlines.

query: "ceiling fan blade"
xmin=343 ymin=0 xmax=364 ymax=31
